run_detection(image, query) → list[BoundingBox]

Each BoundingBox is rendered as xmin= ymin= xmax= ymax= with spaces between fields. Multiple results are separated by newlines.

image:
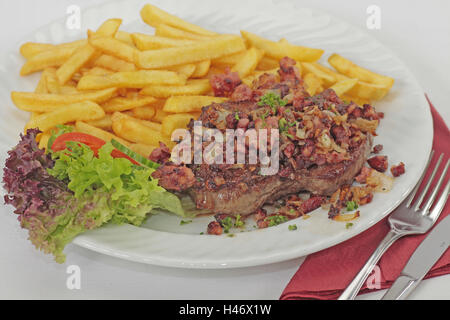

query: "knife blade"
xmin=382 ymin=215 xmax=450 ymax=300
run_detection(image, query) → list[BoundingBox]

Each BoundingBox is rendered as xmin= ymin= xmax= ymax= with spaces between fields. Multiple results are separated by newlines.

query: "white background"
xmin=0 ymin=0 xmax=448 ymax=300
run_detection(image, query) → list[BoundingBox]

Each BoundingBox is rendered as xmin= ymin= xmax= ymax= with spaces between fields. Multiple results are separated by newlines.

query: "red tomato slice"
xmin=51 ymin=133 xmax=140 ymax=165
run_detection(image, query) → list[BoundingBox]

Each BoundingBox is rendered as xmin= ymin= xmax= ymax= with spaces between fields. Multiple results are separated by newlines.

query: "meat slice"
xmin=189 ymin=135 xmax=372 ymax=215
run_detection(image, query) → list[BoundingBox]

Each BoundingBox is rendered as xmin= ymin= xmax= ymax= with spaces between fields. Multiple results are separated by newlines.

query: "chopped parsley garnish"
xmin=279 ymin=117 xmax=296 ymax=139
xmin=180 ymin=220 xmax=193 ymax=225
xmin=221 ymin=217 xmax=234 ymax=233
xmin=234 ymin=112 xmax=240 ymax=121
xmin=234 ymin=214 xmax=245 ymax=229
xmin=346 ymin=223 xmax=354 ymax=229
xmin=227 ymin=233 xmax=236 ymax=238
xmin=258 ymin=92 xmax=287 ymax=114
xmin=200 ymin=232 xmax=204 ymax=235
xmin=261 ymin=109 xmax=270 ymax=121
xmin=346 ymin=201 xmax=359 ymax=211
xmin=288 ymin=224 xmax=298 ymax=231
xmin=265 ymin=215 xmax=289 ymax=227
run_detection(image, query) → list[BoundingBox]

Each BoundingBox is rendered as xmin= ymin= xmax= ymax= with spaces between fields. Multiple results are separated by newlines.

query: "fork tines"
xmin=406 ymin=151 xmax=450 ymax=216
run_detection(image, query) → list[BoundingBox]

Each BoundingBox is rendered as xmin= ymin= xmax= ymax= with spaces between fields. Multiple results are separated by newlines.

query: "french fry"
xmin=168 ymin=64 xmax=196 ymax=78
xmin=20 ymin=43 xmax=56 ymax=59
xmin=93 ymin=54 xmax=136 ymax=72
xmin=162 ymin=113 xmax=196 ymax=137
xmin=83 ymin=66 xmax=114 ymax=76
xmin=43 ymin=68 xmax=61 ymax=94
xmin=140 ymin=79 xmax=211 ymax=98
xmin=135 ymin=119 xmax=163 ymax=132
xmin=75 ymin=121 xmax=130 ymax=146
xmin=38 ymin=131 xmax=52 ymax=149
xmin=35 ymin=71 xmax=49 ymax=94
xmin=155 ymin=24 xmax=214 ymax=41
xmin=340 ymin=94 xmax=371 ymax=107
xmin=191 ymin=60 xmax=211 ymax=78
xmin=25 ymin=101 xmax=105 ymax=132
xmin=302 ymin=62 xmax=336 ymax=87
xmin=111 ymin=112 xmax=173 ymax=147
xmin=60 ymin=86 xmax=78 ymax=95
xmin=329 ymin=78 xmax=358 ymax=96
xmin=212 ymin=51 xmax=246 ymax=67
xmin=11 ymin=88 xmax=117 ymax=112
xmin=102 ymin=95 xmax=157 ymax=113
xmin=303 ymin=73 xmax=323 ymax=96
xmin=256 ymin=56 xmax=279 ymax=70
xmin=241 ymin=31 xmax=324 ymax=62
xmin=85 ymin=114 xmax=113 ymax=131
xmin=347 ymin=81 xmax=391 ymax=101
xmin=140 ymin=4 xmax=217 ymax=36
xmin=20 ymin=40 xmax=87 ymax=60
xmin=55 ymin=19 xmax=122 ymax=84
xmin=131 ymin=104 xmax=161 ymax=120
xmin=135 ymin=35 xmax=246 ymax=69
xmin=129 ymin=143 xmax=157 ymax=158
xmin=231 ymin=47 xmax=264 ymax=78
xmin=115 ymin=31 xmax=135 ymax=47
xmin=163 ymin=95 xmax=227 ymax=113
xmin=89 ymin=37 xmax=139 ymax=63
xmin=20 ymin=47 xmax=77 ymax=75
xmin=77 ymin=70 xmax=186 ymax=90
xmin=131 ymin=33 xmax=195 ymax=50
xmin=153 ymin=108 xmax=171 ymax=123
xmin=328 ymin=54 xmax=394 ymax=89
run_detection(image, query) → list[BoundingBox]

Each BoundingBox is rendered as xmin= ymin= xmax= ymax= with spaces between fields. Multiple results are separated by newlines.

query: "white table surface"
xmin=0 ymin=0 xmax=448 ymax=300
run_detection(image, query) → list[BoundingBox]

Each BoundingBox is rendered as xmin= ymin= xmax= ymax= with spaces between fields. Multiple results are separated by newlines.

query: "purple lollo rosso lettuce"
xmin=3 ymin=129 xmax=184 ymax=263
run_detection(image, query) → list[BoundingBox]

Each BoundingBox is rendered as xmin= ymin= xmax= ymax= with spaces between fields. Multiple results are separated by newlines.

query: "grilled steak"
xmin=152 ymin=57 xmax=382 ymax=216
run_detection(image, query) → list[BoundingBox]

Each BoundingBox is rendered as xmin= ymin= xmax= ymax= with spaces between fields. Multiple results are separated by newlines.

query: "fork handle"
xmin=338 ymin=230 xmax=403 ymax=300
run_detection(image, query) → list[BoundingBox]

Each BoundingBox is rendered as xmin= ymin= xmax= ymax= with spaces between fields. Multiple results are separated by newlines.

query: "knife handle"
xmin=381 ymin=274 xmax=421 ymax=300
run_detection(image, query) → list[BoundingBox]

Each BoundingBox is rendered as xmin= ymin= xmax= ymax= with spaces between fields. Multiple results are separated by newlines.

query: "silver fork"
xmin=339 ymin=151 xmax=450 ymax=300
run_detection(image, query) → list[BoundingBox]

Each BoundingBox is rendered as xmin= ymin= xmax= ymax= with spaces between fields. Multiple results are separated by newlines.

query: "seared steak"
xmin=152 ymin=57 xmax=382 ymax=216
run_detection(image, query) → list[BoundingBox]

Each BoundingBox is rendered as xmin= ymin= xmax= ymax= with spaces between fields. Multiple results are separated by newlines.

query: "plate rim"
xmin=1 ymin=0 xmax=434 ymax=268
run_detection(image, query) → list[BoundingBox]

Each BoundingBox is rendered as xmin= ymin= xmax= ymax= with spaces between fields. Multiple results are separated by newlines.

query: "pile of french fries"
xmin=12 ymin=3 xmax=394 ymax=158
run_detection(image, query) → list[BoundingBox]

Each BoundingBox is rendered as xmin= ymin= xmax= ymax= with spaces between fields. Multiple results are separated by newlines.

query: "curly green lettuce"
xmin=3 ymin=129 xmax=183 ymax=263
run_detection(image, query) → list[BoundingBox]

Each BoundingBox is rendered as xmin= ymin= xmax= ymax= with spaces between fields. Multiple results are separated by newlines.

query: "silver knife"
xmin=382 ymin=215 xmax=450 ymax=300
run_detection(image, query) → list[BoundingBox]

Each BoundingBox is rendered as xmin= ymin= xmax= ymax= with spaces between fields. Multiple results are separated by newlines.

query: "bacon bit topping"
xmin=355 ymin=167 xmax=371 ymax=184
xmin=152 ymin=165 xmax=196 ymax=192
xmin=149 ymin=142 xmax=171 ymax=164
xmin=231 ymin=84 xmax=253 ymax=102
xmin=367 ymin=155 xmax=388 ymax=172
xmin=391 ymin=162 xmax=406 ymax=177
xmin=210 ymin=68 xmax=242 ymax=97
xmin=278 ymin=57 xmax=302 ymax=84
xmin=207 ymin=221 xmax=223 ymax=235
xmin=372 ymin=144 xmax=383 ymax=154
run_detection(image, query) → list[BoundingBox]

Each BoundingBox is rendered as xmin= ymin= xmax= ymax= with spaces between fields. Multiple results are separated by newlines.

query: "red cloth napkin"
xmin=280 ymin=98 xmax=450 ymax=300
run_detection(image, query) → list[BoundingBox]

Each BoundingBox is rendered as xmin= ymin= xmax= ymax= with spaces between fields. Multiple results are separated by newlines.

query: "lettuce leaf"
xmin=3 ymin=129 xmax=184 ymax=263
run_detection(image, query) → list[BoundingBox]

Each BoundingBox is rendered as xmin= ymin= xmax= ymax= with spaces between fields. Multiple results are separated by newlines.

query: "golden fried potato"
xmin=131 ymin=33 xmax=196 ymax=50
xmin=163 ymin=95 xmax=227 ymax=113
xmin=11 ymin=88 xmax=117 ymax=112
xmin=162 ymin=113 xmax=196 ymax=137
xmin=140 ymin=4 xmax=217 ymax=36
xmin=140 ymin=79 xmax=211 ymax=98
xmin=77 ymin=70 xmax=186 ymax=90
xmin=304 ymin=73 xmax=323 ymax=96
xmin=328 ymin=54 xmax=394 ymax=89
xmin=241 ymin=31 xmax=324 ymax=62
xmin=93 ymin=54 xmax=136 ymax=72
xmin=111 ymin=112 xmax=173 ymax=147
xmin=329 ymin=78 xmax=358 ymax=96
xmin=75 ymin=120 xmax=130 ymax=146
xmin=89 ymin=37 xmax=139 ymax=63
xmin=25 ymin=101 xmax=105 ymax=132
xmin=128 ymin=143 xmax=157 ymax=158
xmin=101 ymin=95 xmax=157 ymax=113
xmin=231 ymin=47 xmax=264 ymax=78
xmin=135 ymin=35 xmax=246 ymax=69
xmin=20 ymin=47 xmax=77 ymax=75
xmin=191 ymin=60 xmax=211 ymax=78
xmin=155 ymin=24 xmax=213 ymax=41
xmin=302 ymin=62 xmax=336 ymax=87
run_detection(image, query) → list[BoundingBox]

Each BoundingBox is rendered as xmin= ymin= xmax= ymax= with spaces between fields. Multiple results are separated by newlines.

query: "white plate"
xmin=0 ymin=0 xmax=433 ymax=268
